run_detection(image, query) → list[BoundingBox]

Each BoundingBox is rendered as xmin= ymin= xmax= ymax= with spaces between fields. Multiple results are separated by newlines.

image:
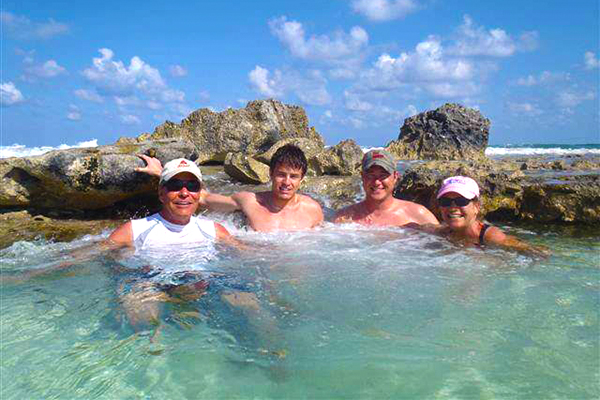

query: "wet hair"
xmin=270 ymin=144 xmax=308 ymax=176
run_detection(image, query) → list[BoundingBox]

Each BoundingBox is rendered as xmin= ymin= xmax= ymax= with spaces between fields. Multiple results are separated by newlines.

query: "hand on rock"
xmin=136 ymin=154 xmax=163 ymax=177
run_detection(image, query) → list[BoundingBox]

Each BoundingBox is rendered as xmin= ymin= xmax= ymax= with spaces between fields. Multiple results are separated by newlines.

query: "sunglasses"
xmin=164 ymin=178 xmax=201 ymax=193
xmin=438 ymin=196 xmax=473 ymax=207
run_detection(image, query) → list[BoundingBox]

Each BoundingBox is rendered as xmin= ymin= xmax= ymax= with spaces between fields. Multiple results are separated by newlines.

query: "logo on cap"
xmin=178 ymin=160 xmax=188 ymax=168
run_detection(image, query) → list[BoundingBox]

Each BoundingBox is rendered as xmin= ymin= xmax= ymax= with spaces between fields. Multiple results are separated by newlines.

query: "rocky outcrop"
xmin=224 ymin=153 xmax=270 ymax=184
xmin=255 ymin=138 xmax=325 ymax=166
xmin=387 ymin=103 xmax=490 ymax=161
xmin=142 ymin=99 xmax=325 ymax=164
xmin=0 ymin=139 xmax=196 ymax=210
xmin=394 ymin=160 xmax=600 ymax=224
xmin=310 ymin=139 xmax=364 ymax=176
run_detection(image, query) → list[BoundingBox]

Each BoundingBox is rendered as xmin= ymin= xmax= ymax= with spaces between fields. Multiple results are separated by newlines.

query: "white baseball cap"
xmin=159 ymin=158 xmax=203 ymax=185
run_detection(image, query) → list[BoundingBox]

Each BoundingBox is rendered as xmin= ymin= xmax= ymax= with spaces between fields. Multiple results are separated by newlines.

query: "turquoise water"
xmin=1 ymin=223 xmax=598 ymax=399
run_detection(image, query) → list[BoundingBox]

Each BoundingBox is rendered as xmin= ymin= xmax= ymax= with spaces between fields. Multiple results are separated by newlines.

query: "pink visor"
xmin=436 ymin=176 xmax=480 ymax=199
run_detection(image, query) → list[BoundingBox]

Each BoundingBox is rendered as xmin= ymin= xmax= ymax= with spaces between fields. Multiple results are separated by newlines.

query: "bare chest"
xmin=245 ymin=203 xmax=314 ymax=232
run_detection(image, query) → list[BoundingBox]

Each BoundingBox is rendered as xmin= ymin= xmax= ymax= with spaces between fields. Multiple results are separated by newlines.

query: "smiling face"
xmin=362 ymin=165 xmax=398 ymax=202
xmin=158 ymin=172 xmax=201 ymax=224
xmin=438 ymin=192 xmax=480 ymax=231
xmin=270 ymin=163 xmax=304 ymax=201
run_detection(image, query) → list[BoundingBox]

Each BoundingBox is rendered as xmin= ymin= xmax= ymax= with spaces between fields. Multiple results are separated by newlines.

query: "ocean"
xmin=1 ymin=140 xmax=599 ymax=159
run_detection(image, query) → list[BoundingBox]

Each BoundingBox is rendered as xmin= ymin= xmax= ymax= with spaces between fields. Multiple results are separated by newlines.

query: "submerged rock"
xmin=387 ymin=103 xmax=490 ymax=161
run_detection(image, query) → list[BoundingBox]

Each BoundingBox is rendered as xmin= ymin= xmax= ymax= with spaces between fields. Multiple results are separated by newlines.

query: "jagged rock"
xmin=141 ymin=99 xmax=325 ymax=164
xmin=387 ymin=103 xmax=490 ymax=161
xmin=0 ymin=139 xmax=196 ymax=210
xmin=302 ymin=175 xmax=363 ymax=211
xmin=224 ymin=153 xmax=271 ymax=184
xmin=394 ymin=160 xmax=600 ymax=224
xmin=255 ymin=138 xmax=325 ymax=166
xmin=310 ymin=139 xmax=364 ymax=176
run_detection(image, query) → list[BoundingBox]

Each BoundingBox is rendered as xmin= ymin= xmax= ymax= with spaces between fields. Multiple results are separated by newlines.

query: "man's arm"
xmin=107 ymin=221 xmax=134 ymax=248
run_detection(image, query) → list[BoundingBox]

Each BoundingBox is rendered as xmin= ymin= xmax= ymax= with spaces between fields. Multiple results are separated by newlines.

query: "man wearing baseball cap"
xmin=109 ymin=158 xmax=231 ymax=248
xmin=334 ymin=149 xmax=439 ymax=226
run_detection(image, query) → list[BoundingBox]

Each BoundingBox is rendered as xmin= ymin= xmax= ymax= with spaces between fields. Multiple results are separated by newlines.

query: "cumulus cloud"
xmin=120 ymin=114 xmax=141 ymax=125
xmin=448 ymin=15 xmax=538 ymax=57
xmin=508 ymin=102 xmax=543 ymax=116
xmin=351 ymin=0 xmax=418 ymax=22
xmin=357 ymin=37 xmax=478 ymax=98
xmin=584 ymin=51 xmax=599 ymax=70
xmin=516 ymin=71 xmax=569 ymax=86
xmin=169 ymin=65 xmax=188 ymax=77
xmin=1 ymin=11 xmax=69 ymax=40
xmin=249 ymin=66 xmax=284 ymax=98
xmin=67 ymin=104 xmax=81 ymax=121
xmin=74 ymin=89 xmax=104 ymax=103
xmin=248 ymin=66 xmax=331 ymax=106
xmin=556 ymin=90 xmax=596 ymax=109
xmin=344 ymin=90 xmax=374 ymax=111
xmin=24 ymin=59 xmax=67 ymax=80
xmin=81 ymin=48 xmax=187 ymax=119
xmin=269 ymin=16 xmax=368 ymax=63
xmin=1 ymin=82 xmax=25 ymax=106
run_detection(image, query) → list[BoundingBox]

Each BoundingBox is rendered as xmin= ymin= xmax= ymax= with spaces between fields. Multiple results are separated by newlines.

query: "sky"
xmin=1 ymin=0 xmax=598 ymax=148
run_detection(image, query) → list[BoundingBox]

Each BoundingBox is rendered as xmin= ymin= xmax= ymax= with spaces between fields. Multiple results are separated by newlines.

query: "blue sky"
xmin=1 ymin=0 xmax=598 ymax=148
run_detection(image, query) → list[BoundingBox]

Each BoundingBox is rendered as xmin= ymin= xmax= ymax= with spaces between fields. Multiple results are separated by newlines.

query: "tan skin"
xmin=334 ymin=165 xmax=439 ymax=227
xmin=136 ymin=155 xmax=324 ymax=232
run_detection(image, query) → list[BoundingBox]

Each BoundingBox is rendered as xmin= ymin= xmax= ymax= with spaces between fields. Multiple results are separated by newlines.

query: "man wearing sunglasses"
xmin=334 ymin=149 xmax=439 ymax=227
xmin=136 ymin=145 xmax=324 ymax=232
xmin=109 ymin=158 xmax=231 ymax=247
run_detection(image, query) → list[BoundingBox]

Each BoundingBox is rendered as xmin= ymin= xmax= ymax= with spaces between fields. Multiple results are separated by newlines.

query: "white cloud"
xmin=351 ymin=0 xmax=418 ymax=22
xmin=449 ymin=15 xmax=538 ymax=57
xmin=329 ymin=68 xmax=357 ymax=80
xmin=1 ymin=82 xmax=25 ymax=106
xmin=198 ymin=90 xmax=210 ymax=102
xmin=508 ymin=102 xmax=543 ymax=116
xmin=344 ymin=90 xmax=373 ymax=111
xmin=268 ymin=16 xmax=368 ymax=63
xmin=584 ymin=51 xmax=599 ymax=70
xmin=248 ymin=66 xmax=331 ymax=106
xmin=249 ymin=66 xmax=284 ymax=98
xmin=67 ymin=104 xmax=81 ymax=121
xmin=358 ymin=37 xmax=477 ymax=97
xmin=24 ymin=59 xmax=67 ymax=79
xmin=74 ymin=89 xmax=104 ymax=103
xmin=516 ymin=71 xmax=569 ymax=86
xmin=120 ymin=114 xmax=141 ymax=125
xmin=81 ymin=48 xmax=187 ymax=121
xmin=169 ymin=65 xmax=188 ymax=77
xmin=556 ymin=90 xmax=595 ymax=109
xmin=0 ymin=11 xmax=69 ymax=40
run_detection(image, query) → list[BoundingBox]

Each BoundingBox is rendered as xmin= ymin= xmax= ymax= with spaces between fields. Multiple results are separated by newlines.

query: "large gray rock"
xmin=224 ymin=153 xmax=270 ymax=184
xmin=255 ymin=137 xmax=325 ymax=166
xmin=143 ymin=99 xmax=325 ymax=164
xmin=0 ymin=139 xmax=196 ymax=210
xmin=387 ymin=103 xmax=490 ymax=161
xmin=310 ymin=139 xmax=364 ymax=176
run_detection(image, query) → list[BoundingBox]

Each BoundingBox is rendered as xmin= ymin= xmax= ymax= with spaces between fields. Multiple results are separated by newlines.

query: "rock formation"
xmin=387 ymin=103 xmax=490 ymax=161
xmin=140 ymin=99 xmax=324 ymax=164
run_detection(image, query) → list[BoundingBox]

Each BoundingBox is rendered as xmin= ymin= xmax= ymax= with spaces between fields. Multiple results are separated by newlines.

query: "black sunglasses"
xmin=438 ymin=196 xmax=472 ymax=207
xmin=164 ymin=178 xmax=201 ymax=193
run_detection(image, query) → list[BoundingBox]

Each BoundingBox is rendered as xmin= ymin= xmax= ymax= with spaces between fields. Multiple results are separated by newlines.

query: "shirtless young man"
xmin=137 ymin=145 xmax=324 ymax=232
xmin=334 ymin=149 xmax=439 ymax=227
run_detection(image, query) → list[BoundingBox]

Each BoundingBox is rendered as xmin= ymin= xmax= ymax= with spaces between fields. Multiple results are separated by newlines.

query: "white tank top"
xmin=131 ymin=213 xmax=217 ymax=250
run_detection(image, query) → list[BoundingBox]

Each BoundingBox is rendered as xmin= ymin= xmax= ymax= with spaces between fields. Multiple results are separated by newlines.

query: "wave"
xmin=0 ymin=140 xmax=98 ymax=159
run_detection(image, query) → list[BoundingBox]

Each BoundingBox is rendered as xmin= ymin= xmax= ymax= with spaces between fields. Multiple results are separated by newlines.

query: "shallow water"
xmin=1 ymin=221 xmax=599 ymax=399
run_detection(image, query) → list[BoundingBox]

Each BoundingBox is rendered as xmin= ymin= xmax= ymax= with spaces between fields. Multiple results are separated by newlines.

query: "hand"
xmin=135 ymin=154 xmax=163 ymax=177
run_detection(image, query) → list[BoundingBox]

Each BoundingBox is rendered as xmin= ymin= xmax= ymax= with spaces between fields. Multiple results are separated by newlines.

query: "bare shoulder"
xmin=298 ymin=193 xmax=324 ymax=224
xmin=232 ymin=191 xmax=258 ymax=205
xmin=108 ymin=221 xmax=133 ymax=247
xmin=395 ymin=199 xmax=439 ymax=224
xmin=214 ymin=222 xmax=231 ymax=239
xmin=298 ymin=193 xmax=322 ymax=209
xmin=484 ymin=226 xmax=507 ymax=243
